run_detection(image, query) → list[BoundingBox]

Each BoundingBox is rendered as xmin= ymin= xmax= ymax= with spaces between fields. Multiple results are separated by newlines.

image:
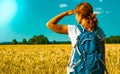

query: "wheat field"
xmin=0 ymin=44 xmax=120 ymax=74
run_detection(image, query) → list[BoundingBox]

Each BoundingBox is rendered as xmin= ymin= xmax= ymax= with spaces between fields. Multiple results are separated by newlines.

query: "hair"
xmin=75 ymin=2 xmax=98 ymax=30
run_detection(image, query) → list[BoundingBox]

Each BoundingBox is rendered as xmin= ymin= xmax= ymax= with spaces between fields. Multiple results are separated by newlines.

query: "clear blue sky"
xmin=0 ymin=0 xmax=120 ymax=42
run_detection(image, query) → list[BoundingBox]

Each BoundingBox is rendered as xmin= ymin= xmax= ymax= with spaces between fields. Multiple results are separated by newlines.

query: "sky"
xmin=0 ymin=0 xmax=120 ymax=42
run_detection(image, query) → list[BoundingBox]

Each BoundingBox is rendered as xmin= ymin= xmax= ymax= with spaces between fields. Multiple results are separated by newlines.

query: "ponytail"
xmin=83 ymin=14 xmax=98 ymax=30
xmin=75 ymin=2 xmax=98 ymax=31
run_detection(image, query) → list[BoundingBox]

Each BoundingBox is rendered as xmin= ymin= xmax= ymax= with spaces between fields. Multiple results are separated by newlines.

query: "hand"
xmin=67 ymin=10 xmax=75 ymax=16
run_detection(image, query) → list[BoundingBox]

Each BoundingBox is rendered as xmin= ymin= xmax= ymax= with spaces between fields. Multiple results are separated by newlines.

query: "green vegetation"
xmin=105 ymin=36 xmax=120 ymax=43
xmin=12 ymin=39 xmax=18 ymax=44
xmin=0 ymin=35 xmax=120 ymax=45
xmin=28 ymin=35 xmax=49 ymax=44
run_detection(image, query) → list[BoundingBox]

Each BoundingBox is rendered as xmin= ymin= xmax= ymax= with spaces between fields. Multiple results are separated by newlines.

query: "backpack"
xmin=71 ymin=25 xmax=108 ymax=74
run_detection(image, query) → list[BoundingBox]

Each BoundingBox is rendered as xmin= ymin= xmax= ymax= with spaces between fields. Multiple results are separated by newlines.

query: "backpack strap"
xmin=73 ymin=25 xmax=83 ymax=48
xmin=74 ymin=25 xmax=86 ymax=48
xmin=76 ymin=25 xmax=84 ymax=33
xmin=100 ymin=60 xmax=109 ymax=74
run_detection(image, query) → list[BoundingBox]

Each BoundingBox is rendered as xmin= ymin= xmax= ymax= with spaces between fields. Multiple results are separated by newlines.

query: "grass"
xmin=0 ymin=44 xmax=120 ymax=74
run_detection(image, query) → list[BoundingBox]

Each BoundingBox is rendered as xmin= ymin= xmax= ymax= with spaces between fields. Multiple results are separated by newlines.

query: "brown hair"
xmin=75 ymin=2 xmax=98 ymax=30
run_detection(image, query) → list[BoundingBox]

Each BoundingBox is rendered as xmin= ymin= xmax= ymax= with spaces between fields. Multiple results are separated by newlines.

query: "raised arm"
xmin=46 ymin=10 xmax=74 ymax=34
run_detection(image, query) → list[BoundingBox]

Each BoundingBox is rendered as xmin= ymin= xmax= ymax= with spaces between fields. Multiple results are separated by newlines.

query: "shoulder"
xmin=96 ymin=26 xmax=106 ymax=41
xmin=68 ymin=25 xmax=77 ymax=34
xmin=67 ymin=25 xmax=80 ymax=47
xmin=68 ymin=25 xmax=76 ymax=30
xmin=67 ymin=25 xmax=81 ymax=35
xmin=67 ymin=25 xmax=76 ymax=36
xmin=67 ymin=25 xmax=81 ymax=39
xmin=68 ymin=25 xmax=82 ymax=33
xmin=96 ymin=26 xmax=105 ymax=35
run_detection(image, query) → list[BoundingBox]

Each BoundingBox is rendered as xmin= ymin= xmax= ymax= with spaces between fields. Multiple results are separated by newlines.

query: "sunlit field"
xmin=0 ymin=44 xmax=120 ymax=74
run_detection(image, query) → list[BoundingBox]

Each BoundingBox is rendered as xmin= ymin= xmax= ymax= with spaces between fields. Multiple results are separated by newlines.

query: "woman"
xmin=46 ymin=2 xmax=106 ymax=74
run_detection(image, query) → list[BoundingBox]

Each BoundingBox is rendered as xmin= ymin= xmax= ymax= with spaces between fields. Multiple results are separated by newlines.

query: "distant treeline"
xmin=0 ymin=35 xmax=70 ymax=45
xmin=0 ymin=35 xmax=120 ymax=45
xmin=105 ymin=36 xmax=120 ymax=43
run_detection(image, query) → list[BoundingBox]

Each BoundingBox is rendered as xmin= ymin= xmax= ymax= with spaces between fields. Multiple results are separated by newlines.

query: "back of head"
xmin=75 ymin=2 xmax=98 ymax=31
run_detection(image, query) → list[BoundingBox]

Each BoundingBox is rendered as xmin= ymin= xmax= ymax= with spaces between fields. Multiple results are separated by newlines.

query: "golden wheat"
xmin=0 ymin=44 xmax=119 ymax=74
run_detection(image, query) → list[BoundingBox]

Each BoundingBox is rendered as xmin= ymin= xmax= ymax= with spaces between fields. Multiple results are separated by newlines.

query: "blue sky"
xmin=0 ymin=0 xmax=120 ymax=42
